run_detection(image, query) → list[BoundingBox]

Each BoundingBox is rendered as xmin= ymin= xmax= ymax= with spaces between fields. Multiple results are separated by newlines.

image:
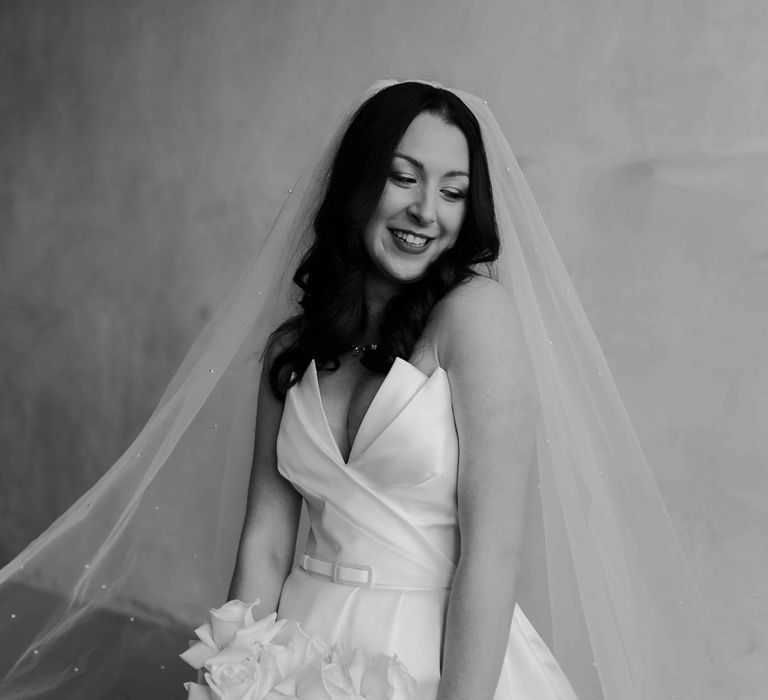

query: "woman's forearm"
xmin=227 ymin=526 xmax=296 ymax=612
xmin=436 ymin=552 xmax=519 ymax=700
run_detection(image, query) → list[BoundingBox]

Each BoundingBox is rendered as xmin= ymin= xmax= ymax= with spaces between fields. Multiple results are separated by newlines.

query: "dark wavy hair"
xmin=268 ymin=82 xmax=499 ymax=398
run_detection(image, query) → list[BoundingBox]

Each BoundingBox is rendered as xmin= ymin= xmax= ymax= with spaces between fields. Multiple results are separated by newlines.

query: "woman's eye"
xmin=442 ymin=189 xmax=466 ymax=201
xmin=391 ymin=172 xmax=417 ymax=185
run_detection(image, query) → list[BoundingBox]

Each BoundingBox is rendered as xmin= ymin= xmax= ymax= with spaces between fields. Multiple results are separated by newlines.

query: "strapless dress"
xmin=276 ymin=358 xmax=577 ymax=699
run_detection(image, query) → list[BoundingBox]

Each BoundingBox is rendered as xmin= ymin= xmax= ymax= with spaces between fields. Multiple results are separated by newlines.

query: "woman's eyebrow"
xmin=393 ymin=152 xmax=469 ymax=178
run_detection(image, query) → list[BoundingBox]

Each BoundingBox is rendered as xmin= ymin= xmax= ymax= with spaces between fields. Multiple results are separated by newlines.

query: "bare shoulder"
xmin=432 ymin=275 xmax=525 ymax=371
xmin=439 ymin=274 xmax=511 ymax=312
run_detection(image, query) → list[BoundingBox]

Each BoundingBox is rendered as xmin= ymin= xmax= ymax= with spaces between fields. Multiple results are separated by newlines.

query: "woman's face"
xmin=361 ymin=111 xmax=469 ymax=291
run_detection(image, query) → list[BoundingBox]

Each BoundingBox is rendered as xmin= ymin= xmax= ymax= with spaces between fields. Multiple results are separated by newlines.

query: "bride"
xmin=228 ymin=81 xmax=573 ymax=699
xmin=0 ymin=80 xmax=728 ymax=699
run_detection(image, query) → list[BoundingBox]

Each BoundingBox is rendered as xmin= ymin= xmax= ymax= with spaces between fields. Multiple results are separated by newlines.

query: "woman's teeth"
xmin=392 ymin=229 xmax=428 ymax=247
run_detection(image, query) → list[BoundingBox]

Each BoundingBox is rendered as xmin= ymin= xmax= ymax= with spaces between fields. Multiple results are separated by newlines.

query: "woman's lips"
xmin=389 ymin=228 xmax=431 ymax=253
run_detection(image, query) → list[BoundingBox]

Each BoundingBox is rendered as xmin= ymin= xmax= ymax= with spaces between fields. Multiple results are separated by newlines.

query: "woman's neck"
xmin=363 ymin=274 xmax=401 ymax=338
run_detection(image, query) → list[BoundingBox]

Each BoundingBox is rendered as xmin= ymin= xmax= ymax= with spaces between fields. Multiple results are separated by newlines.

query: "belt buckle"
xmin=331 ymin=561 xmax=374 ymax=588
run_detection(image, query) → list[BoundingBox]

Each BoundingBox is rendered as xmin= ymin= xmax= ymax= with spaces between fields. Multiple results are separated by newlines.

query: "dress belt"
xmin=300 ymin=553 xmax=453 ymax=590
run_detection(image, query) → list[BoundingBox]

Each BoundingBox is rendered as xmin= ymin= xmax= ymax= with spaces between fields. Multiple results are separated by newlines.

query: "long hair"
xmin=268 ymin=82 xmax=499 ymax=398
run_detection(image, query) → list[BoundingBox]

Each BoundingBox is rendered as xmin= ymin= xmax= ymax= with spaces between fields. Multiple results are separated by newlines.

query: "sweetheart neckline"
xmin=306 ymin=357 xmax=446 ymax=466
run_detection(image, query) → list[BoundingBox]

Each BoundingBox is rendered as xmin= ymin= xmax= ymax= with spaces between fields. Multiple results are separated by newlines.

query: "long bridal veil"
xmin=0 ymin=80 xmax=730 ymax=699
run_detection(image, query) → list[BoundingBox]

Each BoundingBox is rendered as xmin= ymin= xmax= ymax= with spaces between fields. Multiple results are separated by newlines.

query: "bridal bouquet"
xmin=181 ymin=599 xmax=418 ymax=700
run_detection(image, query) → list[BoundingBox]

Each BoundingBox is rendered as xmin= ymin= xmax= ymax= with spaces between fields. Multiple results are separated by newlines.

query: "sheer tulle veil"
xmin=0 ymin=80 xmax=730 ymax=699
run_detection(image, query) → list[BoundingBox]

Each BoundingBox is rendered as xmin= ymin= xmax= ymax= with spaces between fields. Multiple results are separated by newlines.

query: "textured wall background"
xmin=1 ymin=1 xmax=765 ymax=696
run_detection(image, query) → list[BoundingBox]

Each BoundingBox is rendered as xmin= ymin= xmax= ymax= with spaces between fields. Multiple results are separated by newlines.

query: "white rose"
xmin=275 ymin=621 xmax=331 ymax=669
xmin=235 ymin=612 xmax=288 ymax=649
xmin=206 ymin=660 xmax=273 ymax=700
xmin=358 ymin=653 xmax=418 ymax=700
xmin=210 ymin=599 xmax=262 ymax=649
xmin=294 ymin=663 xmax=333 ymax=700
xmin=181 ymin=599 xmax=263 ymax=670
xmin=385 ymin=657 xmax=418 ymax=700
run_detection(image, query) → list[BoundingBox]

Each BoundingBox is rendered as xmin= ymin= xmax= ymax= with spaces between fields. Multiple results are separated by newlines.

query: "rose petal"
xmin=272 ymin=676 xmax=297 ymax=695
xmin=181 ymin=639 xmax=219 ymax=669
xmin=320 ymin=661 xmax=355 ymax=699
xmin=236 ymin=615 xmax=287 ymax=648
xmin=204 ymin=645 xmax=256 ymax=668
xmin=387 ymin=659 xmax=418 ymax=700
xmin=184 ymin=681 xmax=215 ymax=700
xmin=295 ymin=665 xmax=333 ymax=700
xmin=276 ymin=622 xmax=331 ymax=667
xmin=345 ymin=648 xmax=366 ymax=693
xmin=242 ymin=599 xmax=263 ymax=626
xmin=263 ymin=692 xmax=299 ymax=700
xmin=260 ymin=644 xmax=297 ymax=678
xmin=194 ymin=622 xmax=219 ymax=650
xmin=212 ymin=600 xmax=251 ymax=621
xmin=359 ymin=655 xmax=392 ymax=700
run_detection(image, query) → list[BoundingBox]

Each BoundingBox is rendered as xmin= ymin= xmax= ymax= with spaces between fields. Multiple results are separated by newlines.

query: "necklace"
xmin=351 ymin=343 xmax=378 ymax=357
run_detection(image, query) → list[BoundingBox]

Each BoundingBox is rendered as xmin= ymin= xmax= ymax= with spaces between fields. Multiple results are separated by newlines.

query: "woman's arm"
xmin=227 ymin=358 xmax=302 ymax=612
xmin=435 ymin=276 xmax=537 ymax=700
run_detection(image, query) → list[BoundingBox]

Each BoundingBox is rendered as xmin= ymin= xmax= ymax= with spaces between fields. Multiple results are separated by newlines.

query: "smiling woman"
xmin=227 ymin=81 xmax=576 ymax=700
xmin=267 ymin=84 xmax=499 ymax=390
xmin=0 ymin=80 xmax=731 ymax=700
xmin=361 ymin=112 xmax=470 ymax=286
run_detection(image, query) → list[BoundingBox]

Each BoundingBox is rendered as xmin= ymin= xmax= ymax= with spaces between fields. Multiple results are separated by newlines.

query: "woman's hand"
xmin=435 ymin=276 xmax=537 ymax=700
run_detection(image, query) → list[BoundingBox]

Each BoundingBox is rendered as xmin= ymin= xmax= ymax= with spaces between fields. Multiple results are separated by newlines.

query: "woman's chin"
xmin=364 ymin=250 xmax=436 ymax=291
xmin=384 ymin=265 xmax=430 ymax=286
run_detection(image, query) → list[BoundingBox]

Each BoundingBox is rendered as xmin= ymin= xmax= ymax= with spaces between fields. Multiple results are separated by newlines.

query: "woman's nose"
xmin=407 ymin=191 xmax=437 ymax=226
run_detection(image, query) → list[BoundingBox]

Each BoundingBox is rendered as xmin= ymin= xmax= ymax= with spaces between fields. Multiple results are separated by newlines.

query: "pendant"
xmin=351 ymin=343 xmax=378 ymax=357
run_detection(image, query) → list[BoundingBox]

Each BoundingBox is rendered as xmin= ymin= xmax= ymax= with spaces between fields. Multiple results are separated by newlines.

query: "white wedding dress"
xmin=276 ymin=358 xmax=578 ymax=700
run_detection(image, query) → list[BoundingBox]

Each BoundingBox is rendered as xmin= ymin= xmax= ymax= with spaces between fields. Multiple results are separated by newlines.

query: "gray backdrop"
xmin=1 ymin=1 xmax=765 ymax=696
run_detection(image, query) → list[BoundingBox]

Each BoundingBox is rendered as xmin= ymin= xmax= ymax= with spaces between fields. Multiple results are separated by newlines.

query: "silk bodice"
xmin=277 ymin=358 xmax=459 ymax=587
